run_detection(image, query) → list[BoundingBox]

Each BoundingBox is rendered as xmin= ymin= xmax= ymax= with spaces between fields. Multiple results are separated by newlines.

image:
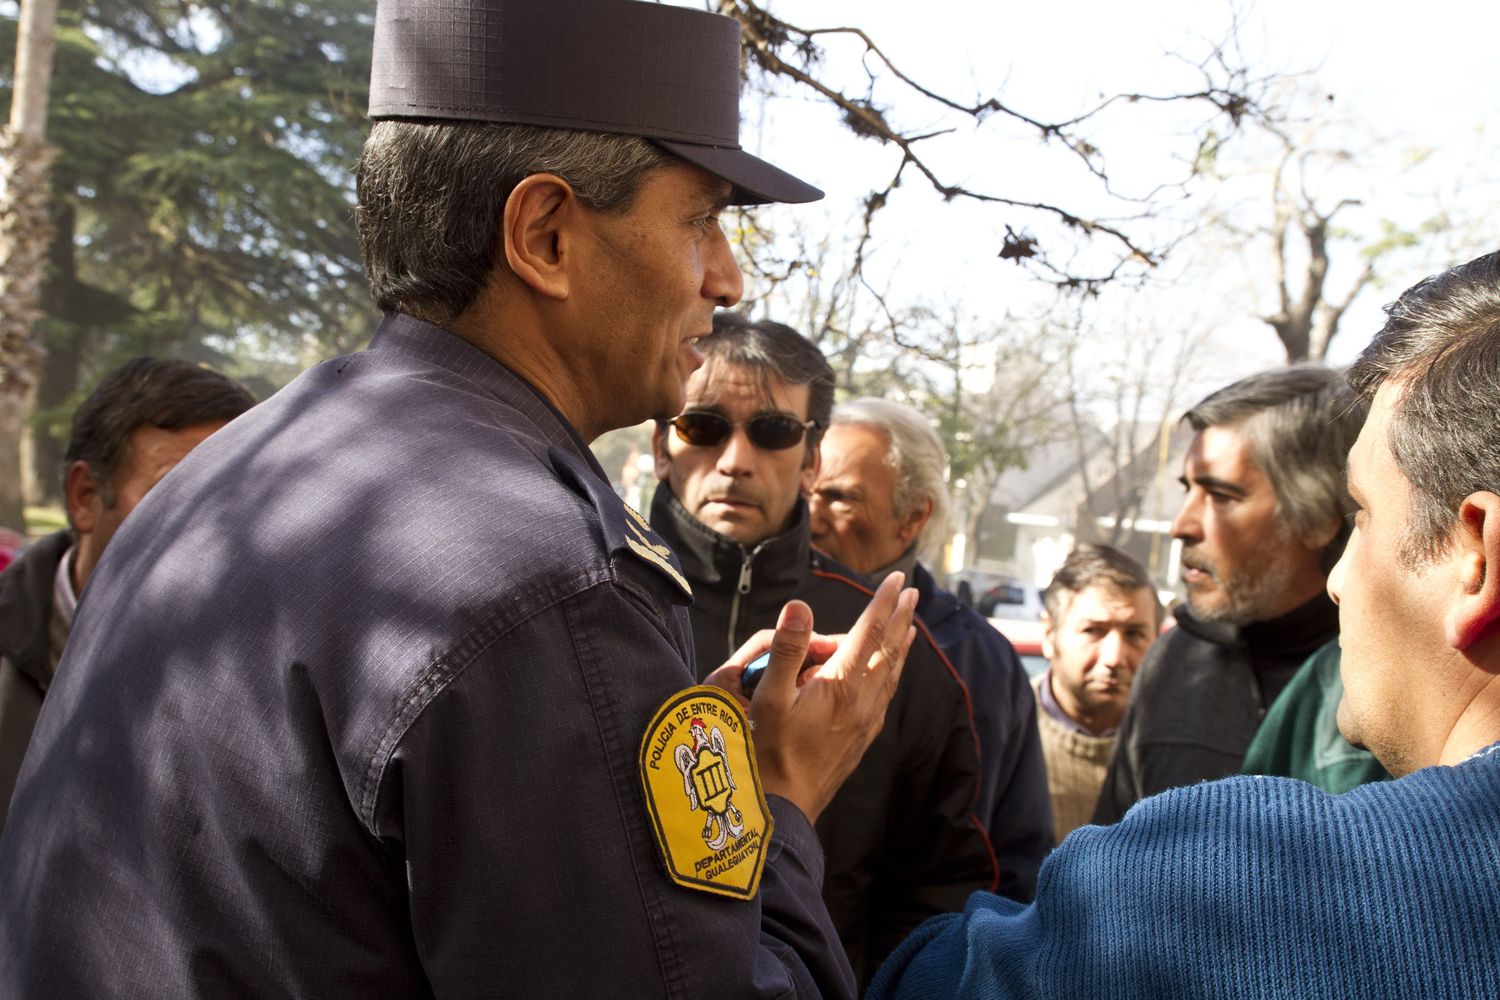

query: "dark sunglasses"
xmin=667 ymin=411 xmax=820 ymax=451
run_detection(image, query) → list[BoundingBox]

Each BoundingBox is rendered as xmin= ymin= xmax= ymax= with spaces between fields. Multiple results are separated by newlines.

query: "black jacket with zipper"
xmin=651 ymin=485 xmax=998 ymax=989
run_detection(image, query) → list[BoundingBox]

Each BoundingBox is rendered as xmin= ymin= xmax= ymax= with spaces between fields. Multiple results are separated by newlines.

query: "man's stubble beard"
xmin=1186 ymin=520 xmax=1301 ymax=626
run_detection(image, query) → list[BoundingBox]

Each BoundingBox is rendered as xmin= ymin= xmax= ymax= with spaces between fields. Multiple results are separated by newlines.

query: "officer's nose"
xmin=703 ymin=226 xmax=744 ymax=308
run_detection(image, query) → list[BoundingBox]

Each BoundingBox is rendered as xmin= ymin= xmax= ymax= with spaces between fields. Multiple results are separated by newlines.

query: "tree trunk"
xmin=0 ymin=0 xmax=60 ymax=527
xmin=0 ymin=131 xmax=56 ymax=529
xmin=28 ymin=198 xmax=83 ymax=506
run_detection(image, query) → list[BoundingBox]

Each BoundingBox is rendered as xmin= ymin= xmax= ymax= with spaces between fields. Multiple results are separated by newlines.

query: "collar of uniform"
xmin=650 ymin=483 xmax=810 ymax=604
xmin=365 ymin=312 xmax=601 ymax=477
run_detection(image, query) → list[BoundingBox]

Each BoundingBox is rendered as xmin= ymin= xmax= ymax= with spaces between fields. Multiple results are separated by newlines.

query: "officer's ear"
xmin=501 ymin=173 xmax=575 ymax=301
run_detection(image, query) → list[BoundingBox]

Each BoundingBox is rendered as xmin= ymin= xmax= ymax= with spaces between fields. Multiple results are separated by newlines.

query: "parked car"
xmin=988 ymin=616 xmax=1048 ymax=678
xmin=946 ymin=569 xmax=1044 ymax=618
xmin=946 ymin=567 xmax=1007 ymax=609
xmin=975 ymin=578 xmax=1043 ymax=621
xmin=945 ymin=568 xmax=1049 ymax=675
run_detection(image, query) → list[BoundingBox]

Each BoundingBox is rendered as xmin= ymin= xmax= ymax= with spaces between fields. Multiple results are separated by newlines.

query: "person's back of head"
xmin=1331 ymin=249 xmax=1500 ymax=777
xmin=63 ymin=357 xmax=256 ymax=509
xmin=358 ymin=124 xmax=674 ymax=326
xmin=1345 ymin=251 xmax=1500 ymax=565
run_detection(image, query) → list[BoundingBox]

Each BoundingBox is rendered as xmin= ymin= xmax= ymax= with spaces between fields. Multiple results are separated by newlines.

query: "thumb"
xmin=760 ymin=600 xmax=813 ymax=703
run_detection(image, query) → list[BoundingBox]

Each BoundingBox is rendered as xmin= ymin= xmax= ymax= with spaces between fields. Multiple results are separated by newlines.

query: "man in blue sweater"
xmin=868 ymin=249 xmax=1500 ymax=1000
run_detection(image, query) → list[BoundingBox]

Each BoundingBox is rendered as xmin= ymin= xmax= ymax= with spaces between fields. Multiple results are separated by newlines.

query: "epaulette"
xmin=549 ymin=446 xmax=692 ymax=600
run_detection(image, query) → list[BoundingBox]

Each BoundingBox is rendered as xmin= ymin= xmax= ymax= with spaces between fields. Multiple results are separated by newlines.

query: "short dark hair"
xmin=1043 ymin=544 xmax=1160 ymax=627
xmin=356 ymin=121 xmax=671 ymax=325
xmin=1185 ymin=365 xmax=1367 ymax=572
xmin=64 ymin=357 xmax=256 ymax=513
xmin=1348 ymin=249 xmax=1500 ymax=565
xmin=692 ymin=313 xmax=836 ymax=459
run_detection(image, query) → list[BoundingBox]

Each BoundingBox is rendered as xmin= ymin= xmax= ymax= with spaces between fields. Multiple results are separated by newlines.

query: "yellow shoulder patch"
xmin=639 ymin=686 xmax=771 ymax=899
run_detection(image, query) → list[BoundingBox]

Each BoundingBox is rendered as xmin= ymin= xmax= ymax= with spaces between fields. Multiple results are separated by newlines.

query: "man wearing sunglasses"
xmin=650 ymin=314 xmax=999 ymax=990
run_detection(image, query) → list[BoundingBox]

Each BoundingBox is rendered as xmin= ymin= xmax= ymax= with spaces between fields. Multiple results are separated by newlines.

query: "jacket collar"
xmin=651 ymin=483 xmax=810 ymax=606
xmin=1174 ymin=590 xmax=1340 ymax=656
xmin=368 ymin=312 xmax=599 ymax=474
xmin=909 ymin=562 xmax=960 ymax=626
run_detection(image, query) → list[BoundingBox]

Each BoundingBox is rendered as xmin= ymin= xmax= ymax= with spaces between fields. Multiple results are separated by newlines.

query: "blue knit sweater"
xmin=868 ymin=742 xmax=1500 ymax=999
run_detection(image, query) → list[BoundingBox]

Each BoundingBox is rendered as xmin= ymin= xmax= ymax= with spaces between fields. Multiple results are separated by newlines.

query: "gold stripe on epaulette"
xmin=626 ymin=527 xmax=692 ymax=597
xmin=623 ymin=501 xmax=654 ymax=534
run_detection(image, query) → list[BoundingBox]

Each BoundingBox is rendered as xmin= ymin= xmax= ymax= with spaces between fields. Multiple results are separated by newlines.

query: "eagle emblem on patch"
xmin=640 ymin=686 xmax=770 ymax=899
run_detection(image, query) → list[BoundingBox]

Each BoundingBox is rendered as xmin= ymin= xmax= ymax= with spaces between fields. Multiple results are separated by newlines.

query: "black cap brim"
xmin=657 ymin=140 xmax=823 ymax=206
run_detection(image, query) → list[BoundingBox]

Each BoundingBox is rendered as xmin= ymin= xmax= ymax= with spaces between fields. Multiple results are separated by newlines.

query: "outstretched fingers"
xmin=835 ymin=572 xmax=903 ymax=673
xmin=861 ymin=587 xmax=916 ymax=711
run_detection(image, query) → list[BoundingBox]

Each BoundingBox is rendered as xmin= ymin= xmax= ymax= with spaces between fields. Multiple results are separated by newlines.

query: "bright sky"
xmin=732 ymin=0 xmax=1500 ymax=381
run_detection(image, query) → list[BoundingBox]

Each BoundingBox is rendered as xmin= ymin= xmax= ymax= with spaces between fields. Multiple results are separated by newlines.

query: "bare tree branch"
xmin=717 ymin=0 xmax=1278 ymax=292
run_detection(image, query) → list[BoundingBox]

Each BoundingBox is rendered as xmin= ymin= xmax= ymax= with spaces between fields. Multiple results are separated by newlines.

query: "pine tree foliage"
xmin=0 ymin=0 xmax=375 ymax=504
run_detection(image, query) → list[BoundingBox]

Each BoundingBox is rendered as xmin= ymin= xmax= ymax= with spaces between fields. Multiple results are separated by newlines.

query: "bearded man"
xmin=1093 ymin=366 xmax=1365 ymax=822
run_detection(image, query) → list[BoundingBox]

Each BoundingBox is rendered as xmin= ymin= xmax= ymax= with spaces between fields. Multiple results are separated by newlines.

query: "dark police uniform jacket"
xmin=651 ymin=486 xmax=998 ymax=989
xmin=0 ymin=315 xmax=853 ymax=999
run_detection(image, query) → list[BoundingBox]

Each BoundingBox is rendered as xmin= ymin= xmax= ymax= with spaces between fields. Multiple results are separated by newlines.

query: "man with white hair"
xmin=812 ymin=397 xmax=1053 ymax=900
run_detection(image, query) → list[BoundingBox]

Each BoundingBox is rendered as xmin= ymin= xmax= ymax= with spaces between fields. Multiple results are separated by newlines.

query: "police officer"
xmin=0 ymin=2 xmax=917 ymax=997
